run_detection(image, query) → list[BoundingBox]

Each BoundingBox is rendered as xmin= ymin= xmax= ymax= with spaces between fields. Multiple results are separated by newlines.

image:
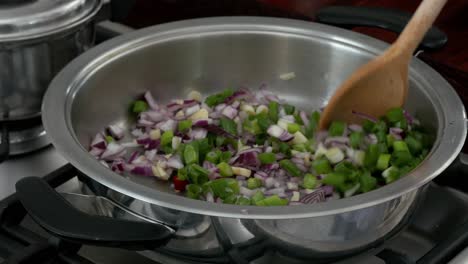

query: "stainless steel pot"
xmin=0 ymin=0 xmax=102 ymax=121
xmin=16 ymin=16 xmax=467 ymax=260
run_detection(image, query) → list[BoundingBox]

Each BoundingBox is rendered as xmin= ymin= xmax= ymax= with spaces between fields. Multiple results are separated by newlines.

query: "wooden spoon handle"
xmin=394 ymin=0 xmax=447 ymax=59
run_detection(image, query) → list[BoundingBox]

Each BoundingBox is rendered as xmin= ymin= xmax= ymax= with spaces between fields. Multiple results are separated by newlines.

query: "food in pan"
xmin=89 ymin=87 xmax=432 ymax=206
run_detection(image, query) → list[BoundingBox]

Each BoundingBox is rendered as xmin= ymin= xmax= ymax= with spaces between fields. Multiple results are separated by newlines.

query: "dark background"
xmin=110 ymin=0 xmax=468 ymax=152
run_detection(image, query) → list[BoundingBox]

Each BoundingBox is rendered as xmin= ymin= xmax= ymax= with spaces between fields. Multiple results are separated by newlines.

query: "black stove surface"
xmin=1 ymin=161 xmax=468 ymax=264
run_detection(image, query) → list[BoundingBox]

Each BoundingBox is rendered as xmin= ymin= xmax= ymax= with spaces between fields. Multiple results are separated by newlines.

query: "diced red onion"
xmin=192 ymin=119 xmax=212 ymax=127
xmin=282 ymin=115 xmax=295 ymax=123
xmin=287 ymin=182 xmax=299 ymax=190
xmin=262 ymin=163 xmax=279 ymax=171
xmin=215 ymin=103 xmax=227 ymax=112
xmin=128 ymin=151 xmax=140 ymax=163
xmin=321 ymin=185 xmax=334 ymax=196
xmin=131 ymin=129 xmax=144 ymax=137
xmin=225 ymin=88 xmax=252 ymax=104
xmin=265 ymin=188 xmax=286 ymax=195
xmin=203 ymin=161 xmax=216 ymax=169
xmin=91 ymin=133 xmax=106 ymax=150
xmin=300 ymin=189 xmax=326 ymax=204
xmin=348 ymin=124 xmax=363 ymax=132
xmin=144 ymin=91 xmax=159 ymax=110
xmin=254 ymin=171 xmax=268 ymax=179
xmin=142 ymin=111 xmax=165 ymax=123
xmin=315 ymin=131 xmax=328 ymax=142
xmin=222 ymin=105 xmax=238 ymax=119
xmin=365 ymin=134 xmax=378 ymax=145
xmin=101 ymin=142 xmax=126 ymax=160
xmin=231 ymin=101 xmax=240 ymax=109
xmin=159 ymin=119 xmax=177 ymax=132
xmin=291 ymin=157 xmax=305 ymax=165
xmin=195 ymin=124 xmax=238 ymax=139
xmin=267 ymin=125 xmax=293 ymax=142
xmin=403 ymin=110 xmax=414 ymax=125
xmin=300 ymin=111 xmax=309 ymax=127
xmin=205 ymin=192 xmax=214 ymax=203
xmin=167 ymin=99 xmax=198 ymax=112
xmin=389 ymin=127 xmax=403 ymax=140
xmin=185 ymin=104 xmax=200 ymax=116
xmin=265 ymin=177 xmax=276 ymax=188
xmin=131 ymin=165 xmax=154 ymax=177
xmin=167 ymin=155 xmax=184 ymax=169
xmin=352 ymin=110 xmax=377 ymax=123
xmin=236 ymin=176 xmax=247 ymax=181
xmin=137 ymin=118 xmax=154 ymax=127
xmin=89 ymin=147 xmax=104 ymax=157
xmin=107 ymin=125 xmax=125 ymax=140
xmin=189 ymin=128 xmax=208 ymax=139
xmin=111 ymin=159 xmax=125 ymax=173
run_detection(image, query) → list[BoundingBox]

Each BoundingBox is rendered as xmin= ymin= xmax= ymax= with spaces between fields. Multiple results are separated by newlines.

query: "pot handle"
xmin=315 ymin=6 xmax=447 ymax=51
xmin=16 ymin=176 xmax=175 ymax=249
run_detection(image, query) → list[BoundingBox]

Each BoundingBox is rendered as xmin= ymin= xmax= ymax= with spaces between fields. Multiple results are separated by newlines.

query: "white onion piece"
xmin=167 ymin=155 xmax=184 ymax=169
xmin=185 ymin=104 xmax=200 ymax=116
xmin=222 ymin=105 xmax=238 ymax=119
xmin=101 ymin=142 xmax=126 ymax=160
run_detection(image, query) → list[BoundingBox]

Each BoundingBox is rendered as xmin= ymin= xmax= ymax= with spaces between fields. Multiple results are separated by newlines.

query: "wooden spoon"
xmin=319 ymin=0 xmax=447 ymax=130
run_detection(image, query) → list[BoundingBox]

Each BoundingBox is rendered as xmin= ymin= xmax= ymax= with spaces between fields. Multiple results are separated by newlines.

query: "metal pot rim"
xmin=42 ymin=16 xmax=467 ymax=219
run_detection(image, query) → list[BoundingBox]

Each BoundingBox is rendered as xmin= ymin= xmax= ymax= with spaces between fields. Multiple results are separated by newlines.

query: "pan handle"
xmin=315 ymin=6 xmax=447 ymax=51
xmin=16 ymin=176 xmax=175 ymax=249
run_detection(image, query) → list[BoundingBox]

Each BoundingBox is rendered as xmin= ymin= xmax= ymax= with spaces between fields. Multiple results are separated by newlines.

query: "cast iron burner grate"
xmin=1 ymin=164 xmax=468 ymax=264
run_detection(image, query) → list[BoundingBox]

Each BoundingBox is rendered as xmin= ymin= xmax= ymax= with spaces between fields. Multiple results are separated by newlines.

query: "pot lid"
xmin=0 ymin=0 xmax=101 ymax=41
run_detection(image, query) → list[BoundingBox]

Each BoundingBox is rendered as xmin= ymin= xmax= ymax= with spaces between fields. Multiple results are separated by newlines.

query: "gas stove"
xmin=1 ymin=1 xmax=468 ymax=263
xmin=2 ymin=147 xmax=468 ymax=264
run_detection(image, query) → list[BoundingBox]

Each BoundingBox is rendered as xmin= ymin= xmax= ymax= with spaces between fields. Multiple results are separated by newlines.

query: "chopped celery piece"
xmin=382 ymin=166 xmax=400 ymax=184
xmin=391 ymin=151 xmax=413 ymax=167
xmin=268 ymin=102 xmax=279 ymax=122
xmin=247 ymin=178 xmax=262 ymax=189
xmin=205 ymin=151 xmax=220 ymax=164
xmin=303 ymin=174 xmax=318 ymax=189
xmin=219 ymin=152 xmax=232 ymax=163
xmin=105 ymin=136 xmax=114 ymax=143
xmin=223 ymin=194 xmax=238 ymax=204
xmin=393 ymin=141 xmax=409 ymax=152
xmin=364 ymin=144 xmax=380 ymax=169
xmin=183 ymin=144 xmax=198 ymax=165
xmin=255 ymin=195 xmax=288 ymax=206
xmin=362 ymin=120 xmax=375 ymax=133
xmin=217 ymin=162 xmax=233 ymax=177
xmin=178 ymin=120 xmax=192 ymax=132
xmin=205 ymin=89 xmax=234 ymax=107
xmin=132 ymin=100 xmax=148 ymax=113
xmin=405 ymin=136 xmax=423 ymax=155
xmin=322 ymin=172 xmax=346 ymax=189
xmin=328 ymin=121 xmax=346 ymax=136
xmin=209 ymin=178 xmax=239 ymax=199
xmin=187 ymin=164 xmax=209 ymax=184
xmin=359 ymin=171 xmax=377 ymax=192
xmin=312 ymin=158 xmax=332 ymax=174
xmin=349 ymin=132 xmax=363 ymax=148
xmin=279 ymin=159 xmax=302 ymax=177
xmin=376 ymin=154 xmax=391 ymax=170
xmin=325 ymin=147 xmax=344 ymax=164
xmin=386 ymin=107 xmax=405 ymax=123
xmin=161 ymin=130 xmax=174 ymax=146
xmin=287 ymin=123 xmax=301 ymax=133
xmin=236 ymin=197 xmax=251 ymax=205
xmin=186 ymin=184 xmax=202 ymax=199
xmin=258 ymin=152 xmax=276 ymax=164
xmin=283 ymin=104 xmax=295 ymax=115
xmin=251 ymin=191 xmax=265 ymax=205
xmin=220 ymin=117 xmax=237 ymax=135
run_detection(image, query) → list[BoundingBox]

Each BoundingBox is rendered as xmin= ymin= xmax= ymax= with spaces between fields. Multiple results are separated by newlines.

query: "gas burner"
xmin=1 ymin=116 xmax=50 ymax=156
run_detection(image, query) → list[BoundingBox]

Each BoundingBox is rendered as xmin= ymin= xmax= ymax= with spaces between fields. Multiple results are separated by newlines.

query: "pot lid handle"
xmin=16 ymin=176 xmax=175 ymax=249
